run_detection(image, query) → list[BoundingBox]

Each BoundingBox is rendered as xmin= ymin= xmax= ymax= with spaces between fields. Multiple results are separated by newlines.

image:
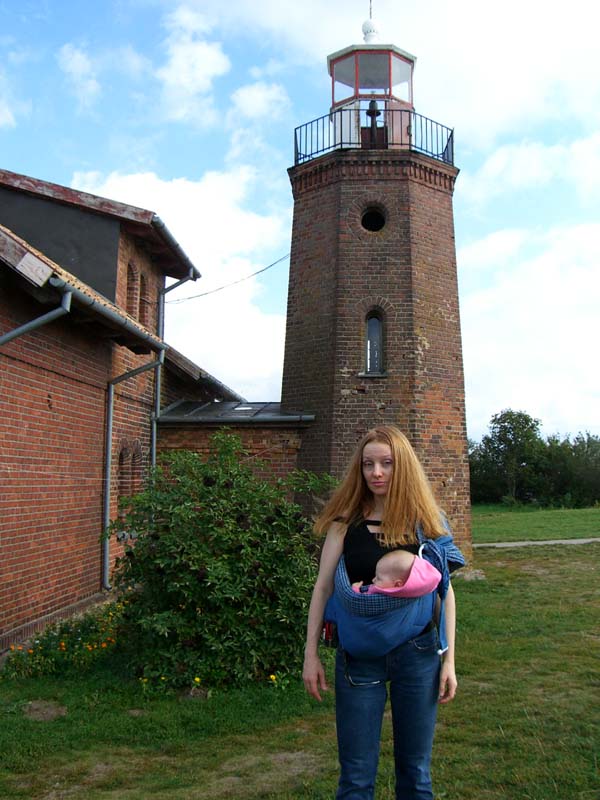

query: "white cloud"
xmin=458 ymin=229 xmax=529 ymax=272
xmin=461 ymin=133 xmax=600 ymax=206
xmin=110 ymin=45 xmax=151 ymax=80
xmin=70 ymin=167 xmax=290 ymax=400
xmin=0 ymin=71 xmax=16 ymax=127
xmin=0 ymin=68 xmax=31 ymax=127
xmin=249 ymin=59 xmax=285 ymax=80
xmin=156 ymin=5 xmax=230 ymax=124
xmin=229 ymin=81 xmax=290 ymax=121
xmin=57 ymin=43 xmax=101 ymax=109
xmin=461 ymin=223 xmax=600 ymax=439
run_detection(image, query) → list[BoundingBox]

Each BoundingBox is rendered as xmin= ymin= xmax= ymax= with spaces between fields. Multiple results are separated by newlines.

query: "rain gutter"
xmin=158 ymin=414 xmax=316 ymax=424
xmin=48 ymin=276 xmax=165 ymax=352
xmin=102 ymin=349 xmax=166 ymax=590
xmin=151 ymin=214 xmax=200 ymax=289
xmin=151 ymin=221 xmax=199 ymax=465
xmin=0 ymin=289 xmax=72 ymax=346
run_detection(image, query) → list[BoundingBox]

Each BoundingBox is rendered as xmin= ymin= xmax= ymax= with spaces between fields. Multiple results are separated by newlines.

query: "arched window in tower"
xmin=365 ymin=310 xmax=384 ymax=374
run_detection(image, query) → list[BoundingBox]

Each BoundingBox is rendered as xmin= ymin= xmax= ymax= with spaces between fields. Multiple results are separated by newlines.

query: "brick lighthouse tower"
xmin=280 ymin=17 xmax=471 ymax=547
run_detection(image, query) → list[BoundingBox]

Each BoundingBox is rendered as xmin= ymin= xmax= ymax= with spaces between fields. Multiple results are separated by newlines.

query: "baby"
xmin=352 ymin=549 xmax=441 ymax=598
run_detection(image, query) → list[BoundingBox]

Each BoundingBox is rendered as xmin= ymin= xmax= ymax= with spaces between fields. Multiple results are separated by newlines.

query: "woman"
xmin=303 ymin=426 xmax=463 ymax=800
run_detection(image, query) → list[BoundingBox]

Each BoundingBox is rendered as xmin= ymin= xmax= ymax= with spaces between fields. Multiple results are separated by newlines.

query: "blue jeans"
xmin=335 ymin=627 xmax=441 ymax=800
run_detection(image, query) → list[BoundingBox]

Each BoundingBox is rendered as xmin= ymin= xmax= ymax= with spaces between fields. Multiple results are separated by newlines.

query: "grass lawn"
xmin=1 ymin=539 xmax=599 ymax=799
xmin=471 ymin=504 xmax=600 ymax=543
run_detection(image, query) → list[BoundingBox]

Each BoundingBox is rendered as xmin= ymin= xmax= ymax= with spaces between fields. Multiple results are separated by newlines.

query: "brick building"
xmin=0 ymin=172 xmax=244 ymax=650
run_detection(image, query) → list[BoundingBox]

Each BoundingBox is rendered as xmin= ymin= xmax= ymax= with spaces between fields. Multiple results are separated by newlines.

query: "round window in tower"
xmin=361 ymin=206 xmax=386 ymax=232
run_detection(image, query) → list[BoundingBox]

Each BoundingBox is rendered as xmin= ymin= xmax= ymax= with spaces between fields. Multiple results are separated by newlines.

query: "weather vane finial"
xmin=370 ymin=1 xmax=373 ymax=19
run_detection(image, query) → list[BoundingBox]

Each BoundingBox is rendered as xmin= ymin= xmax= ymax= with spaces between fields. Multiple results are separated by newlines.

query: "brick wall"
xmin=0 ymin=288 xmax=111 ymax=642
xmin=160 ymin=370 xmax=222 ymax=409
xmin=158 ymin=426 xmax=304 ymax=483
xmin=281 ymin=149 xmax=471 ymax=554
xmin=0 ymin=231 xmax=171 ymax=647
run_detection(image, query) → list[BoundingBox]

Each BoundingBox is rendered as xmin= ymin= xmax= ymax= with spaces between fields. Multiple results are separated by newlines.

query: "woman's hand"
xmin=439 ymin=582 xmax=457 ymax=704
xmin=303 ymin=651 xmax=329 ymax=701
xmin=302 ymin=523 xmax=345 ymax=702
xmin=438 ymin=658 xmax=457 ymax=704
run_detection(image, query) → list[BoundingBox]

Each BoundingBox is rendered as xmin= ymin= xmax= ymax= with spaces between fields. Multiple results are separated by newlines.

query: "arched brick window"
xmin=117 ymin=444 xmax=132 ymax=539
xmin=130 ymin=439 xmax=143 ymax=496
xmin=139 ymin=273 xmax=151 ymax=329
xmin=126 ymin=262 xmax=139 ymax=318
xmin=365 ymin=309 xmax=384 ymax=374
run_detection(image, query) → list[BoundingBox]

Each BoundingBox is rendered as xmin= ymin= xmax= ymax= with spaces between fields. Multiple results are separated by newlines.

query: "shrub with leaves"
xmin=111 ymin=432 xmax=334 ymax=690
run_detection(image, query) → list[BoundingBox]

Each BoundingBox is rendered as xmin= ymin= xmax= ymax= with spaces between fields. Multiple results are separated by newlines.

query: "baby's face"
xmin=373 ymin=568 xmax=401 ymax=588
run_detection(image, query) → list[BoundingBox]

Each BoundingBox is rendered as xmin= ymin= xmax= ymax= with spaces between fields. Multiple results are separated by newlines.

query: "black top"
xmin=343 ymin=519 xmax=419 ymax=584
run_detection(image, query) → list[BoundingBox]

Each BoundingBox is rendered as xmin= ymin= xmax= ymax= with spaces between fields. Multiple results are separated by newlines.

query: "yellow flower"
xmin=194 ymin=677 xmax=201 ymax=684
xmin=269 ymin=674 xmax=277 ymax=682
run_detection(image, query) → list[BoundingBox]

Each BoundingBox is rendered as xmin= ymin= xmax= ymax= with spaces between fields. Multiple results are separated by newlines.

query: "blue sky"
xmin=1 ymin=0 xmax=598 ymax=441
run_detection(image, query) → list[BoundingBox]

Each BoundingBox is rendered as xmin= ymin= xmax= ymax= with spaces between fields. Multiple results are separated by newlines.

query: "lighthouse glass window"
xmin=366 ymin=312 xmax=383 ymax=373
xmin=358 ymin=52 xmax=390 ymax=96
xmin=333 ymin=55 xmax=356 ymax=104
xmin=391 ymin=54 xmax=411 ymax=102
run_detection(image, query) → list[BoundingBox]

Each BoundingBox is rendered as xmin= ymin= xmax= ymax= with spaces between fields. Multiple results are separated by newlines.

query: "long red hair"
xmin=314 ymin=426 xmax=445 ymax=546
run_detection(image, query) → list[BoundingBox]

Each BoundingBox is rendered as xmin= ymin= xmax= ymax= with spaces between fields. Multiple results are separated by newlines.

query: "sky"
xmin=1 ymin=0 xmax=599 ymax=442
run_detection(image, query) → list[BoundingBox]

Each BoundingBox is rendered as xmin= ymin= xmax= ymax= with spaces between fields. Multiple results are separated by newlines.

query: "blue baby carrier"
xmin=324 ymin=530 xmax=465 ymax=659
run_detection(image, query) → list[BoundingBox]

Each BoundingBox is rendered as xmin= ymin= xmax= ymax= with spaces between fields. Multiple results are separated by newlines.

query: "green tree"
xmin=476 ymin=410 xmax=544 ymax=504
xmin=570 ymin=433 xmax=600 ymax=506
xmin=468 ymin=437 xmax=503 ymax=503
xmin=537 ymin=434 xmax=575 ymax=505
xmin=111 ymin=432 xmax=334 ymax=690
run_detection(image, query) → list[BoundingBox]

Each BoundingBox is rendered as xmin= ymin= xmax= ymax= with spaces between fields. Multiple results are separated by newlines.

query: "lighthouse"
xmin=281 ymin=19 xmax=471 ymax=547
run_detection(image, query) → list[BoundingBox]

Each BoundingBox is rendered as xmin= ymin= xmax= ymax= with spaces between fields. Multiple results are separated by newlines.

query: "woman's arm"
xmin=438 ymin=581 xmax=457 ymax=704
xmin=302 ymin=522 xmax=345 ymax=701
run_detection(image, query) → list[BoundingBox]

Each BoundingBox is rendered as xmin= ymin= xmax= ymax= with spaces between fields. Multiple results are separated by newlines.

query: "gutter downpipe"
xmin=152 ymin=265 xmax=197 ymax=468
xmin=0 ymin=290 xmax=72 ymax=346
xmin=102 ymin=349 xmax=166 ymax=591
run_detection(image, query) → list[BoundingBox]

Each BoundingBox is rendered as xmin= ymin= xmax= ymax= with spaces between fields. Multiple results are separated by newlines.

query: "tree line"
xmin=469 ymin=410 xmax=600 ymax=508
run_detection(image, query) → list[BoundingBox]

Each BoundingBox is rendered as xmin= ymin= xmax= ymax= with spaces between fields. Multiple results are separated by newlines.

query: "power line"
xmin=166 ymin=252 xmax=290 ymax=304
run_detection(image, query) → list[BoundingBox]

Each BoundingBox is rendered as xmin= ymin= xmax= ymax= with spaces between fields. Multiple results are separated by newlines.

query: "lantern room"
xmin=293 ymin=18 xmax=453 ymax=166
xmin=327 ymin=19 xmax=415 ymax=112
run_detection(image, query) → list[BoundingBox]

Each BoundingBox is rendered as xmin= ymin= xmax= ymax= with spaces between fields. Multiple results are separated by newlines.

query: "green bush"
xmin=111 ymin=432 xmax=333 ymax=691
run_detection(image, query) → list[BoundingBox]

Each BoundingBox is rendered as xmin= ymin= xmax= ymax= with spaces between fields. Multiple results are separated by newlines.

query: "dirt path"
xmin=474 ymin=537 xmax=600 ymax=548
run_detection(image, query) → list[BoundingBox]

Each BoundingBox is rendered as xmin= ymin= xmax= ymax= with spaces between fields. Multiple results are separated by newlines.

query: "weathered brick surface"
xmin=158 ymin=426 xmax=304 ymax=483
xmin=281 ymin=149 xmax=471 ymax=554
xmin=0 ymin=229 xmax=193 ymax=644
xmin=0 ymin=288 xmax=111 ymax=638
